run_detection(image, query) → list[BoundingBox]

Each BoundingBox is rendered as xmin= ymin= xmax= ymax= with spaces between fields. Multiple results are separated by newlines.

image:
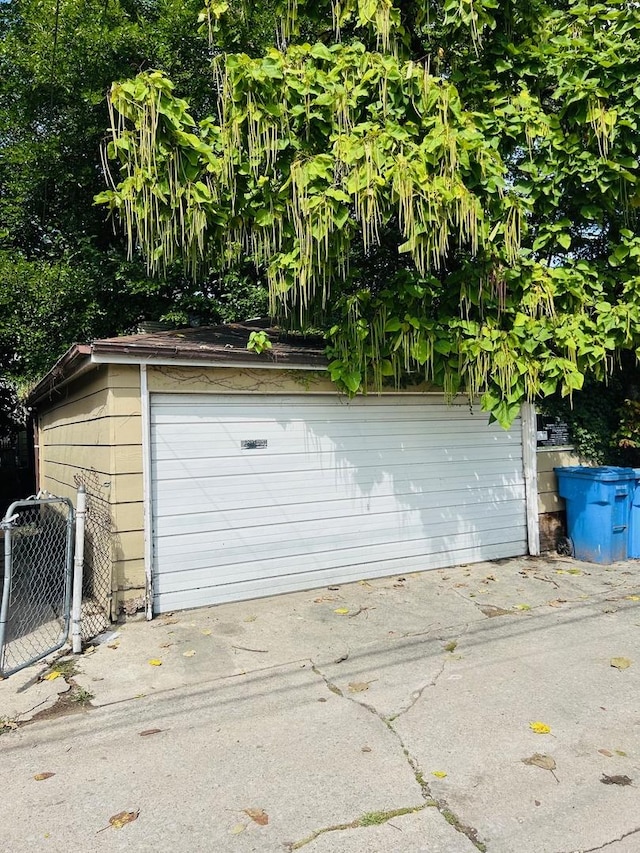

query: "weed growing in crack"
xmin=70 ymin=688 xmax=94 ymax=705
xmin=359 ymin=807 xmax=419 ymax=826
xmin=46 ymin=658 xmax=77 ymax=679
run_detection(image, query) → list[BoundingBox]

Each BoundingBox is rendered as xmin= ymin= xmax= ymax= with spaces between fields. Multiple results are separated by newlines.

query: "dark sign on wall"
xmin=536 ymin=415 xmax=572 ymax=448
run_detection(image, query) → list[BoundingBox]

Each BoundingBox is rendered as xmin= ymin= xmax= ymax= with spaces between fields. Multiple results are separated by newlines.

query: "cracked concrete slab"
xmin=300 ymin=805 xmax=479 ymax=852
xmin=0 ymin=663 xmax=423 ymax=853
xmin=318 ymin=633 xmax=451 ymax=721
xmin=0 ymin=659 xmax=71 ymax=722
xmin=3 ymin=554 xmax=640 ymax=852
xmin=393 ymin=601 xmax=640 ymax=853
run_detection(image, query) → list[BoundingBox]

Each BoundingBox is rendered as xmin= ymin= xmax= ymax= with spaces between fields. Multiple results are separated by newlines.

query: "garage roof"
xmin=28 ymin=323 xmax=328 ymax=406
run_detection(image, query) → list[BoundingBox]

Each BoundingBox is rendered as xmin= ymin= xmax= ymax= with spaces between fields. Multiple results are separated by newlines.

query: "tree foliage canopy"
xmin=72 ymin=2 xmax=640 ymax=423
xmin=0 ymin=0 xmax=272 ymax=391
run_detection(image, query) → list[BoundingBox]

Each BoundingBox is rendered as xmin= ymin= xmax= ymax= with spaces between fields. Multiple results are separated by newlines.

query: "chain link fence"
xmin=73 ymin=471 xmax=112 ymax=640
xmin=0 ymin=497 xmax=74 ymax=677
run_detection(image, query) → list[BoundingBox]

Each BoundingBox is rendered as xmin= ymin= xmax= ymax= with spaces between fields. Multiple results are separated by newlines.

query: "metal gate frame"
xmin=0 ymin=496 xmax=74 ymax=677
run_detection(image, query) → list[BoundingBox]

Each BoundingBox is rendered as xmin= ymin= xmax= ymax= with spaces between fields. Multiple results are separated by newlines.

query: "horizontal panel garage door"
xmin=150 ymin=394 xmax=527 ymax=613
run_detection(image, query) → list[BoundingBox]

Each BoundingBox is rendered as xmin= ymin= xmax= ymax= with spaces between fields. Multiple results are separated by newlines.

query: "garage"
xmin=150 ymin=392 xmax=528 ymax=613
xmin=28 ymin=322 xmax=538 ymax=618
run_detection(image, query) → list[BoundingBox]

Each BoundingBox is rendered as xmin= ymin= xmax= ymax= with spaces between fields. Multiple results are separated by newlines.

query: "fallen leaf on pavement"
xmin=625 ymin=595 xmax=640 ymax=601
xmin=230 ymin=824 xmax=246 ymax=835
xmin=432 ymin=770 xmax=447 ymax=778
xmin=443 ymin=640 xmax=458 ymax=653
xmin=97 ymin=810 xmax=140 ymax=832
xmin=610 ymin=657 xmax=632 ymax=670
xmin=243 ymin=615 xmax=257 ymax=623
xmin=514 ymin=604 xmax=531 ymax=611
xmin=34 ymin=772 xmax=55 ymax=781
xmin=598 ymin=749 xmax=613 ymax=757
xmin=243 ymin=808 xmax=269 ymax=826
xmin=479 ymin=605 xmax=513 ymax=617
xmin=183 ymin=650 xmax=196 ymax=658
xmin=334 ymin=608 xmax=350 ymax=615
xmin=523 ymin=754 xmax=556 ymax=771
xmin=139 ymin=729 xmax=163 ymax=737
xmin=601 ymin=774 xmax=633 ymax=786
xmin=109 ymin=810 xmax=139 ymax=829
xmin=148 ymin=659 xmax=162 ymax=666
xmin=529 ymin=721 xmax=551 ymax=735
xmin=522 ymin=753 xmax=558 ymax=780
xmin=201 ymin=629 xmax=212 ymax=635
xmin=615 ymin=750 xmax=627 ymax=757
xmin=348 ymin=681 xmax=371 ymax=693
xmin=42 ymin=671 xmax=61 ymax=681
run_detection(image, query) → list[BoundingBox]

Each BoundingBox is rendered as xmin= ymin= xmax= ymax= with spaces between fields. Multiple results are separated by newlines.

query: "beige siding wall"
xmin=38 ymin=364 xmax=143 ymax=618
xmin=147 ymin=364 xmax=439 ymax=395
xmin=149 ymin=365 xmax=337 ymax=395
xmin=536 ymin=447 xmax=583 ymax=514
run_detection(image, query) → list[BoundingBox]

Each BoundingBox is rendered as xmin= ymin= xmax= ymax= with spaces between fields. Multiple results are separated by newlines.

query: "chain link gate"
xmin=0 ymin=496 xmax=74 ymax=677
xmin=73 ymin=472 xmax=112 ymax=640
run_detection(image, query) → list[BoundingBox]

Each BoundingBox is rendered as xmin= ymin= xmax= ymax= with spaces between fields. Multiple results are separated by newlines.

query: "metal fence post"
xmin=71 ymin=485 xmax=86 ymax=654
xmin=0 ymin=506 xmax=19 ymax=666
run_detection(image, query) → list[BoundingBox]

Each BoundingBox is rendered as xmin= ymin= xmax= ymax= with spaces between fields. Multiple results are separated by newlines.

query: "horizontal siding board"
xmin=154 ymin=526 xmax=528 ymax=597
xmin=536 ymin=448 xmax=581 ymax=473
xmin=152 ymin=539 xmax=527 ymax=612
xmin=151 ymin=393 xmax=527 ymax=611
xmin=40 ymin=416 xmax=141 ymax=447
xmin=154 ymin=484 xmax=527 ymax=535
xmin=154 ymin=505 xmax=527 ymax=565
xmin=39 ymin=367 xmax=111 ymax=416
xmin=41 ymin=444 xmax=142 ymax=477
xmin=151 ymin=429 xmax=520 ymax=460
xmin=152 ymin=468 xmax=525 ymax=517
xmin=152 ymin=447 xmax=523 ymax=481
xmin=539 ymin=492 xmax=565 ymax=513
xmin=152 ymin=458 xmax=523 ymax=497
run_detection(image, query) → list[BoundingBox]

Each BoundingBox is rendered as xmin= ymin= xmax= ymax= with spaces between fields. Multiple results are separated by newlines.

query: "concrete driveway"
xmin=1 ymin=554 xmax=640 ymax=852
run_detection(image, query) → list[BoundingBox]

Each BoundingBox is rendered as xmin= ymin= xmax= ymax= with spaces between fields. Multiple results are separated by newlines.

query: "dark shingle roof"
xmin=28 ymin=323 xmax=328 ymax=406
xmin=92 ymin=323 xmax=327 ymax=367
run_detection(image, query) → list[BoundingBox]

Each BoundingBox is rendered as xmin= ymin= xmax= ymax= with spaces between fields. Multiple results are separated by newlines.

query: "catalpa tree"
xmin=98 ymin=0 xmax=640 ymax=425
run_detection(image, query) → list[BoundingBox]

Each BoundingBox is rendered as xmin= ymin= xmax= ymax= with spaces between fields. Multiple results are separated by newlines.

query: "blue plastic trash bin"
xmin=555 ymin=466 xmax=636 ymax=564
xmin=628 ymin=470 xmax=640 ymax=559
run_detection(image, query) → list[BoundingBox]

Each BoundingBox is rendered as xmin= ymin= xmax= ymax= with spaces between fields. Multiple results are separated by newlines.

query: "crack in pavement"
xmin=284 ymin=804 xmax=432 ymax=851
xmin=387 ymin=658 xmax=447 ymax=722
xmin=309 ymin=662 xmax=487 ymax=852
xmin=559 ymin=824 xmax=640 ymax=853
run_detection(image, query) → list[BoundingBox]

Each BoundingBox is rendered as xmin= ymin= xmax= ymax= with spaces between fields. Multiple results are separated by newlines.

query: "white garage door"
xmin=150 ymin=393 xmax=527 ymax=613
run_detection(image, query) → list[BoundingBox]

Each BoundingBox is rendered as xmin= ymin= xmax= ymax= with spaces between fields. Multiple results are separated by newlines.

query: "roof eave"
xmin=90 ymin=342 xmax=328 ymax=370
xmin=26 ymin=344 xmax=93 ymax=408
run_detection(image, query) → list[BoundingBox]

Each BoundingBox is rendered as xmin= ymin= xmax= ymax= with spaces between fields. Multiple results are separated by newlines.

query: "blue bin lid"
xmin=554 ymin=465 xmax=637 ymax=481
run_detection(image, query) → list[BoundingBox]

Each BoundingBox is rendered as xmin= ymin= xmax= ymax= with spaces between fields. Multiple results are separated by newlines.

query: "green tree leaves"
xmin=99 ymin=0 xmax=640 ymax=426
